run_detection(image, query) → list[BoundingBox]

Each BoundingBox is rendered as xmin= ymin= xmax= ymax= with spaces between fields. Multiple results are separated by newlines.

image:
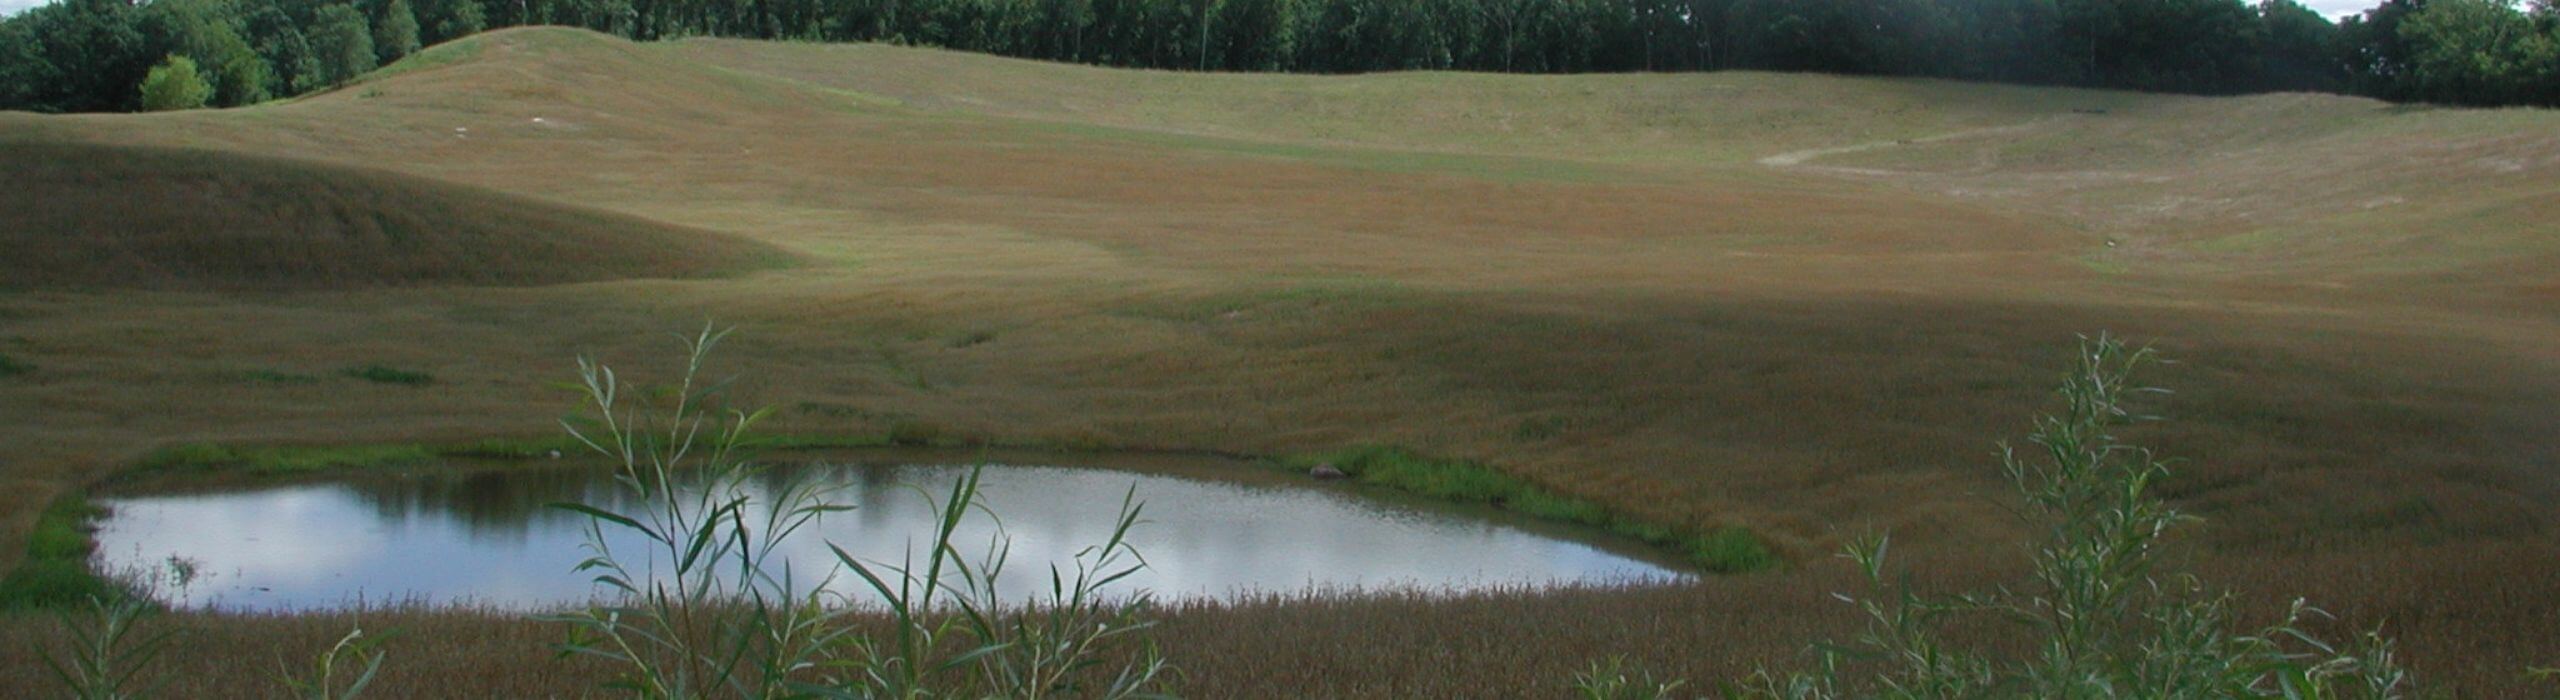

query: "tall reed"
xmin=41 ymin=594 xmax=171 ymax=700
xmin=546 ymin=324 xmax=1173 ymax=699
xmin=543 ymin=324 xmax=846 ymax=698
xmin=277 ymin=627 xmax=393 ymax=700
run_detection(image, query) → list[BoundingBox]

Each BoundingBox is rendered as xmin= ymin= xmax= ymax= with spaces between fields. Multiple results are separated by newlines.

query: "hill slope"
xmin=1 ymin=28 xmax=2557 ymax=696
xmin=679 ymin=36 xmax=2560 ymax=298
xmin=23 ymin=28 xmax=2556 ymax=299
xmin=0 ymin=141 xmax=789 ymax=291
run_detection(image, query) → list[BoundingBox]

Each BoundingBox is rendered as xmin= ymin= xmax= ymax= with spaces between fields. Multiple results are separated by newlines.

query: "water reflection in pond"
xmin=92 ymin=457 xmax=1687 ymax=612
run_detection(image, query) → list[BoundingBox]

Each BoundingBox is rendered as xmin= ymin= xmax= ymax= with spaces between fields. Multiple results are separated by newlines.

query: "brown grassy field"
xmin=0 ymin=142 xmax=790 ymax=291
xmin=0 ymin=26 xmax=2555 ymax=696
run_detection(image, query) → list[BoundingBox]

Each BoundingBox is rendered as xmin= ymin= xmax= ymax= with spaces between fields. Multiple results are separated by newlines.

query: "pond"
xmin=90 ymin=452 xmax=1688 ymax=612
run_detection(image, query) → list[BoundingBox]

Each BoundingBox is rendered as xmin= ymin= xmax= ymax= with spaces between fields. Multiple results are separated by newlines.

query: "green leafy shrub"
xmin=138 ymin=54 xmax=212 ymax=112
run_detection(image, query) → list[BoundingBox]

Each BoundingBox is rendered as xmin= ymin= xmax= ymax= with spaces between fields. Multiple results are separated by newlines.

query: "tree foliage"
xmin=150 ymin=0 xmax=275 ymax=105
xmin=2401 ymin=0 xmax=2560 ymax=104
xmin=306 ymin=3 xmax=376 ymax=88
xmin=371 ymin=0 xmax=423 ymax=63
xmin=5 ymin=0 xmax=151 ymax=113
xmin=138 ymin=52 xmax=214 ymax=110
xmin=5 ymin=0 xmax=2555 ymax=114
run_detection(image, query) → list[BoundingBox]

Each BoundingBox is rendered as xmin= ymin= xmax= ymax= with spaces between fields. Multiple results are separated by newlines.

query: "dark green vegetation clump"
xmin=342 ymin=364 xmax=432 ymax=386
xmin=0 ymin=496 xmax=116 ymax=610
xmin=0 ymin=353 xmax=29 ymax=377
xmin=1297 ymin=445 xmax=1777 ymax=573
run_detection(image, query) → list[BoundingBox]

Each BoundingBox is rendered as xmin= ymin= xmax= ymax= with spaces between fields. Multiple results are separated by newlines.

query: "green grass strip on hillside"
xmin=1291 ymin=445 xmax=1777 ymax=573
xmin=342 ymin=365 xmax=433 ymax=386
xmin=0 ymin=495 xmax=118 ymax=610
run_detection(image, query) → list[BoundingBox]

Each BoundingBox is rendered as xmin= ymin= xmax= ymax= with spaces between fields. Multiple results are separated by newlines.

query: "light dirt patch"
xmin=1755 ymin=117 xmax=2059 ymax=168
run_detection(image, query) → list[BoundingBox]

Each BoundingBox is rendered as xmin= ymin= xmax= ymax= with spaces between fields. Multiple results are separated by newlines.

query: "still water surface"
xmin=92 ymin=458 xmax=1686 ymax=612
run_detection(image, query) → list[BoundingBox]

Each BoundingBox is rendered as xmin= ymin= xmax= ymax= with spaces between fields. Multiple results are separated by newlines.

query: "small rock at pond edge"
xmin=1309 ymin=463 xmax=1346 ymax=480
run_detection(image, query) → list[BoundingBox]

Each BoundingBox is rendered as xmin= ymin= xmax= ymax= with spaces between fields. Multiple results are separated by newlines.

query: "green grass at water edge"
xmin=129 ymin=429 xmax=917 ymax=479
xmin=0 ymin=495 xmax=118 ymax=610
xmin=1289 ymin=445 xmax=1778 ymax=573
xmin=135 ymin=443 xmax=439 ymax=478
xmin=451 ymin=430 xmax=930 ymax=458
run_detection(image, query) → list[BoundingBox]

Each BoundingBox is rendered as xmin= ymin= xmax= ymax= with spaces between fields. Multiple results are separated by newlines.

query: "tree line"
xmin=4 ymin=0 xmax=2555 ymax=113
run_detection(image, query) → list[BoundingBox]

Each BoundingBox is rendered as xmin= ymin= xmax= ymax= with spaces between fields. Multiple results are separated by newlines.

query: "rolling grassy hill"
xmin=0 ymin=142 xmax=790 ymax=290
xmin=0 ymin=26 xmax=2553 ymax=696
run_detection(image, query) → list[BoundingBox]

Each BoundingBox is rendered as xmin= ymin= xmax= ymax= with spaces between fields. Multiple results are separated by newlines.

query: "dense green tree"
xmin=2112 ymin=0 xmax=2265 ymax=93
xmin=0 ymin=15 xmax=62 ymax=111
xmin=238 ymin=0 xmax=322 ymax=98
xmin=139 ymin=52 xmax=215 ymax=109
xmin=306 ymin=2 xmax=375 ymax=87
xmin=2052 ymin=0 xmax=2125 ymax=83
xmin=2339 ymin=0 xmax=2432 ymax=97
xmin=148 ymin=0 xmax=276 ymax=106
xmin=2260 ymin=0 xmax=2344 ymax=91
xmin=413 ymin=0 xmax=486 ymax=44
xmin=1727 ymin=0 xmax=1861 ymax=72
xmin=1 ymin=0 xmax=153 ymax=112
xmin=2537 ymin=0 xmax=2560 ymax=103
xmin=2401 ymin=0 xmax=2549 ymax=103
xmin=372 ymin=0 xmax=422 ymax=62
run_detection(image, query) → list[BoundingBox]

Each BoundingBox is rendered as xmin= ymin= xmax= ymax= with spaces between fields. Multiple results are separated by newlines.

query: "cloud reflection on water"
xmin=94 ymin=462 xmax=1686 ymax=612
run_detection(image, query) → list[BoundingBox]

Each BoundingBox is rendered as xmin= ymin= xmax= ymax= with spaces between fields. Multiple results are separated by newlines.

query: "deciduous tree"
xmin=307 ymin=2 xmax=376 ymax=87
xmin=139 ymin=52 xmax=214 ymax=109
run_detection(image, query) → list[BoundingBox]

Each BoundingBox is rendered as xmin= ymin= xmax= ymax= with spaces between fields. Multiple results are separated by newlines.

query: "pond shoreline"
xmin=4 ymin=434 xmax=1775 ymax=612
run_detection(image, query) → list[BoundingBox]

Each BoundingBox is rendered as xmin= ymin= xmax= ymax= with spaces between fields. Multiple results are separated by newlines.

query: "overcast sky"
xmin=0 ymin=1 xmax=2393 ymax=30
xmin=2303 ymin=0 xmax=2384 ymax=18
